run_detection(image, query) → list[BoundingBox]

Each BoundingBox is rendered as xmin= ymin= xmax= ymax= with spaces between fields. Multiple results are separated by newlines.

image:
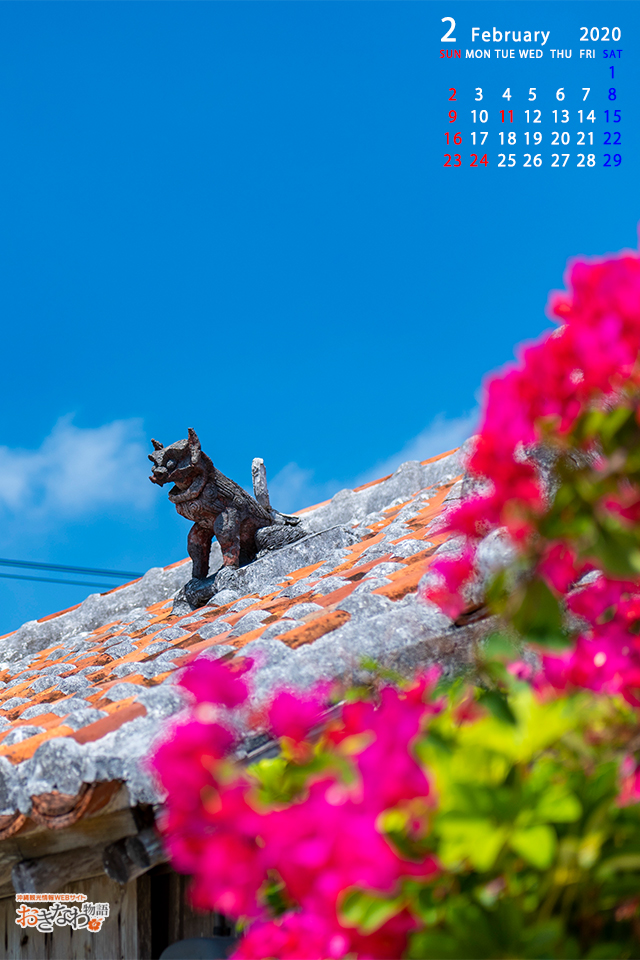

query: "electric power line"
xmin=0 ymin=558 xmax=143 ymax=579
xmin=0 ymin=571 xmax=116 ymax=589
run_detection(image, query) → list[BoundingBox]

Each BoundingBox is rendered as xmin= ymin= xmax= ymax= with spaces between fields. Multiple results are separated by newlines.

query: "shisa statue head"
xmin=148 ymin=427 xmax=203 ymax=490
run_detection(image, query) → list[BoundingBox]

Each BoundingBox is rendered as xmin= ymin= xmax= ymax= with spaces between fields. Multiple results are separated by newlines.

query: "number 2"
xmin=441 ymin=17 xmax=456 ymax=41
xmin=449 ymin=88 xmax=456 ymax=101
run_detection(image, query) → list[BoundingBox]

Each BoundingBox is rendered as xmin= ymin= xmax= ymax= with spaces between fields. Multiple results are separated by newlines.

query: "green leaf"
xmin=359 ymin=656 xmax=405 ymax=685
xmin=586 ymin=944 xmax=625 ymax=960
xmin=444 ymin=901 xmax=498 ymax=957
xmin=340 ymin=888 xmax=404 ymax=934
xmin=535 ymin=786 xmax=582 ymax=823
xmin=590 ymin=525 xmax=640 ymax=578
xmin=482 ymin=632 xmax=519 ymax=661
xmin=577 ymin=832 xmax=605 ymax=870
xmin=421 ymin=727 xmax=454 ymax=756
xmin=595 ymin=853 xmax=640 ymax=879
xmin=437 ymin=817 xmax=508 ymax=871
xmin=577 ymin=408 xmax=607 ymax=440
xmin=598 ymin=405 xmax=634 ymax=444
xmin=485 ymin=569 xmax=510 ymax=613
xmin=521 ymin=919 xmax=563 ymax=959
xmin=407 ymin=931 xmax=464 ymax=960
xmin=477 ymin=689 xmax=517 ymax=726
xmin=509 ymin=824 xmax=557 ymax=869
xmin=493 ymin=898 xmax=523 ymax=950
xmin=559 ymin=936 xmax=582 ymax=960
xmin=511 ymin=577 xmax=567 ymax=647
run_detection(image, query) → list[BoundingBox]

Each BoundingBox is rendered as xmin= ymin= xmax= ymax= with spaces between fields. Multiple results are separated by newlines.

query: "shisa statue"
xmin=149 ymin=428 xmax=305 ymax=608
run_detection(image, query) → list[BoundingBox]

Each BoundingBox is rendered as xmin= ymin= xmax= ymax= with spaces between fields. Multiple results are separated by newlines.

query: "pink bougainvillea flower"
xmin=539 ymin=542 xmax=583 ymax=594
xmin=268 ymin=688 xmax=328 ymax=744
xmin=420 ymin=237 xmax=640 ymax=717
xmin=232 ymin=909 xmax=418 ymax=960
xmin=404 ymin=665 xmax=443 ymax=709
xmin=232 ymin=900 xmax=420 ymax=959
xmin=151 ymin=719 xmax=235 ymax=801
xmin=179 ymin=655 xmax=252 ymax=708
xmin=260 ymin=780 xmax=437 ymax=915
xmin=420 ymin=545 xmax=477 ymax=620
xmin=347 ymin=909 xmax=420 ymax=960
xmin=187 ymin=781 xmax=268 ymax=918
xmin=349 ymin=686 xmax=433 ymax=816
xmin=151 ymin=676 xmax=439 ymax=949
xmin=618 ymin=754 xmax=640 ymax=807
xmin=232 ymin=912 xmax=350 ymax=960
xmin=149 ymin=718 xmax=239 ymax=877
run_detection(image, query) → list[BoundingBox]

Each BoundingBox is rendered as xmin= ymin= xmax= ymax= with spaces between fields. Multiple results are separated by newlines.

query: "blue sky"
xmin=0 ymin=1 xmax=638 ymax=631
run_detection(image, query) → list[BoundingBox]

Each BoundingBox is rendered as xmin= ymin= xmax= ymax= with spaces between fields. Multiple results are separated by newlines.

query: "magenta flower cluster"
xmin=150 ymin=658 xmax=440 ymax=959
xmin=422 ymin=240 xmax=640 ymax=711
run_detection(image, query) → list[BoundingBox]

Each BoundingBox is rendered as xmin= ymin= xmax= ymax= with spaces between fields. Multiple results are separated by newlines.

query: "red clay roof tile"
xmin=71 ymin=701 xmax=147 ymax=745
xmin=278 ymin=610 xmax=351 ymax=649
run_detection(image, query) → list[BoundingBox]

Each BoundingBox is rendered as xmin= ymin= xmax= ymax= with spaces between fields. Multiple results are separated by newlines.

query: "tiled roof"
xmin=0 ymin=446 xmax=477 ymax=835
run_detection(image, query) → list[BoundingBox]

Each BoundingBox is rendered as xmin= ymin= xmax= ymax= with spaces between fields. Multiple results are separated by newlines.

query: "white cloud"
xmin=0 ymin=411 xmax=478 ymax=523
xmin=268 ymin=463 xmax=341 ymax=515
xmin=269 ymin=410 xmax=478 ymax=513
xmin=0 ymin=416 xmax=154 ymax=518
xmin=354 ymin=410 xmax=479 ymax=485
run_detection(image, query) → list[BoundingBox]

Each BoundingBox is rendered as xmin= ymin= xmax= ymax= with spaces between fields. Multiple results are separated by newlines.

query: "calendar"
xmin=437 ymin=15 xmax=626 ymax=172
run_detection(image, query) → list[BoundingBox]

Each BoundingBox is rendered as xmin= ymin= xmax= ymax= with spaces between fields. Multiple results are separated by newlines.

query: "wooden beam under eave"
xmin=15 ymin=805 xmax=138 ymax=860
xmin=103 ymin=828 xmax=167 ymax=884
xmin=0 ymin=799 xmax=138 ymax=891
xmin=0 ymin=839 xmax=21 ymax=895
xmin=12 ymin=844 xmax=107 ymax=893
xmin=11 ymin=828 xmax=168 ymax=894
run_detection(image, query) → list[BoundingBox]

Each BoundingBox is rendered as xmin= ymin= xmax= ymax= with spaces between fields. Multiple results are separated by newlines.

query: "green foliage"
xmin=403 ymin=682 xmax=640 ymax=958
xmin=510 ymin=577 xmax=568 ymax=647
xmin=242 ymin=673 xmax=640 ymax=958
xmin=249 ymin=741 xmax=351 ymax=806
xmin=537 ymin=407 xmax=640 ymax=579
xmin=341 ymin=888 xmax=406 ymax=934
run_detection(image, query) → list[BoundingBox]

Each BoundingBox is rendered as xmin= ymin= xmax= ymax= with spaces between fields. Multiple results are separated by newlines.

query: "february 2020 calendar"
xmin=1 ymin=3 xmax=640 ymax=958
xmin=437 ymin=15 xmax=626 ymax=171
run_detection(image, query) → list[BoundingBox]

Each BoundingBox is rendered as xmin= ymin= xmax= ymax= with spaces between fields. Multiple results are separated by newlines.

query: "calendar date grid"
xmin=442 ymin=80 xmax=623 ymax=170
